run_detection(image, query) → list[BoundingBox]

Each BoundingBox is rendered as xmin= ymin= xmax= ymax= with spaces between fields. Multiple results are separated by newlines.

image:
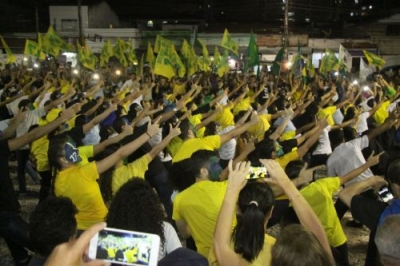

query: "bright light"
xmin=363 ymin=86 xmax=369 ymax=91
xmin=33 ymin=63 xmax=39 ymax=68
xmin=147 ymin=20 xmax=153 ymax=27
xmin=334 ymin=72 xmax=339 ymax=76
xmin=115 ymin=70 xmax=121 ymax=76
xmin=369 ymin=5 xmax=373 ymax=9
xmin=133 ymin=62 xmax=138 ymax=65
xmin=73 ymin=69 xmax=79 ymax=75
xmin=287 ymin=62 xmax=292 ymax=68
xmin=228 ymin=59 xmax=236 ymax=68
xmin=23 ymin=57 xmax=28 ymax=61
xmin=92 ymin=73 xmax=100 ymax=80
xmin=352 ymin=80 xmax=358 ymax=85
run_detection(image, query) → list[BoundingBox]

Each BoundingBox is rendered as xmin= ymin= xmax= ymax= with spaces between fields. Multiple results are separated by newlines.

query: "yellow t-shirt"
xmin=60 ymin=80 xmax=71 ymax=94
xmin=299 ymin=177 xmax=346 ymax=247
xmin=372 ymin=100 xmax=390 ymax=125
xmin=30 ymin=136 xmax=50 ymax=172
xmin=233 ymin=97 xmax=251 ymax=115
xmin=317 ymin=106 xmax=337 ymax=126
xmin=276 ymin=150 xmax=299 ymax=169
xmin=208 ymin=234 xmax=276 ymax=266
xmin=215 ymin=105 xmax=235 ymax=129
xmin=189 ymin=114 xmax=206 ymax=138
xmin=112 ymin=154 xmax=152 ymax=196
xmin=46 ymin=108 xmax=62 ymax=123
xmin=167 ymin=137 xmax=184 ymax=158
xmin=173 ymin=180 xmax=236 ymax=258
xmin=248 ymin=114 xmax=272 ymax=142
xmin=54 ymin=162 xmax=107 ymax=230
xmin=172 ymin=135 xmax=221 ymax=163
xmin=77 ymin=145 xmax=94 ymax=166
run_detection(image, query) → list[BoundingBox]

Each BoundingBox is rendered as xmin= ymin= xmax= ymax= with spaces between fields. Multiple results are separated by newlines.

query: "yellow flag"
xmin=24 ymin=40 xmax=38 ymax=57
xmin=217 ymin=50 xmax=230 ymax=77
xmin=37 ymin=33 xmax=47 ymax=60
xmin=220 ymin=29 xmax=238 ymax=55
xmin=100 ymin=40 xmax=113 ymax=67
xmin=0 ymin=36 xmax=16 ymax=64
xmin=154 ymin=45 xmax=176 ymax=79
xmin=181 ymin=40 xmax=197 ymax=76
xmin=146 ymin=42 xmax=155 ymax=69
xmin=125 ymin=39 xmax=138 ymax=65
xmin=214 ymin=46 xmax=221 ymax=68
xmin=197 ymin=38 xmax=211 ymax=72
xmin=363 ymin=50 xmax=385 ymax=68
xmin=113 ymin=39 xmax=128 ymax=67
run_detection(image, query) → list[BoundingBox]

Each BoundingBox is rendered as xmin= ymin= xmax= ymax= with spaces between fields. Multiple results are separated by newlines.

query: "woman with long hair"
xmin=106 ymin=178 xmax=181 ymax=261
xmin=212 ymin=160 xmax=334 ymax=266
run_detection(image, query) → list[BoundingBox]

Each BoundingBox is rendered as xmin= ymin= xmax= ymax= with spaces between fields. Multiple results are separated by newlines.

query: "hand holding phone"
xmin=88 ymin=227 xmax=160 ymax=266
xmin=246 ymin=166 xmax=268 ymax=179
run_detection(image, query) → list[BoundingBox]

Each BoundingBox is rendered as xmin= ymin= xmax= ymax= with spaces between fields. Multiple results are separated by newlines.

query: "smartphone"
xmin=378 ymin=186 xmax=394 ymax=203
xmin=246 ymin=166 xmax=268 ymax=179
xmin=88 ymin=227 xmax=160 ymax=266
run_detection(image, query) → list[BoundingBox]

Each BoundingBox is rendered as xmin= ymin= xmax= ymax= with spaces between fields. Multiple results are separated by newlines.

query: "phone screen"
xmin=89 ymin=228 xmax=160 ymax=266
xmin=246 ymin=166 xmax=268 ymax=179
xmin=378 ymin=186 xmax=394 ymax=203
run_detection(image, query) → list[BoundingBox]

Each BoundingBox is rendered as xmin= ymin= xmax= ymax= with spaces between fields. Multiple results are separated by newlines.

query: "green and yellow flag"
xmin=217 ymin=49 xmax=230 ymax=77
xmin=305 ymin=56 xmax=315 ymax=78
xmin=83 ymin=43 xmax=97 ymax=71
xmin=0 ymin=36 xmax=16 ymax=64
xmin=136 ymin=54 xmax=144 ymax=77
xmin=113 ymin=39 xmax=128 ymax=67
xmin=214 ymin=46 xmax=221 ymax=67
xmin=220 ymin=29 xmax=238 ymax=55
xmin=197 ymin=38 xmax=211 ymax=72
xmin=180 ymin=39 xmax=197 ymax=76
xmin=100 ymin=40 xmax=113 ymax=67
xmin=154 ymin=45 xmax=176 ymax=79
xmin=363 ymin=50 xmax=385 ymax=68
xmin=126 ymin=40 xmax=138 ymax=65
xmin=42 ymin=26 xmax=75 ymax=57
xmin=154 ymin=35 xmax=174 ymax=53
xmin=36 ymin=33 xmax=47 ymax=60
xmin=319 ymin=49 xmax=339 ymax=75
xmin=147 ymin=42 xmax=155 ymax=69
xmin=24 ymin=40 xmax=38 ymax=57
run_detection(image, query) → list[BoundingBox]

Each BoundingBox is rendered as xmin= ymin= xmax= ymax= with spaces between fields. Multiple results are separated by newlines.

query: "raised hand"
xmin=146 ymin=116 xmax=162 ymax=137
xmin=168 ymin=122 xmax=181 ymax=138
xmin=227 ymin=160 xmax=250 ymax=192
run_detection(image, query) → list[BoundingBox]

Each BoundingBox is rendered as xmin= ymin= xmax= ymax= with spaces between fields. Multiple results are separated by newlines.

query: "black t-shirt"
xmin=0 ymin=139 xmax=21 ymax=212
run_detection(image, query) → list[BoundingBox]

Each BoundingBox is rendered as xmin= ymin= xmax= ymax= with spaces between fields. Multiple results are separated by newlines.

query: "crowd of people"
xmin=1 ymin=59 xmax=400 ymax=266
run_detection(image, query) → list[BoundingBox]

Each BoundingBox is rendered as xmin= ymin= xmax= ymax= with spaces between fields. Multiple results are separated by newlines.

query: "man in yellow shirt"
xmin=172 ymin=112 xmax=259 ymax=163
xmin=172 ymin=150 xmax=236 ymax=258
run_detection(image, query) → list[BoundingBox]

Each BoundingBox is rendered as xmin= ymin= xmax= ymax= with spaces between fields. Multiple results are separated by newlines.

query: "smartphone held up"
xmin=88 ymin=227 xmax=160 ymax=266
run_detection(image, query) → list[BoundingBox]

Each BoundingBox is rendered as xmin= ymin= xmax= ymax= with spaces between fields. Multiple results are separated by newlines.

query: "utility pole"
xmin=284 ymin=0 xmax=289 ymax=60
xmin=77 ymin=0 xmax=84 ymax=46
xmin=35 ymin=4 xmax=39 ymax=40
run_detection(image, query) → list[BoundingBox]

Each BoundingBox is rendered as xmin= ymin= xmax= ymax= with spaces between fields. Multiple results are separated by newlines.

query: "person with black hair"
xmin=212 ymin=160 xmax=333 ymax=266
xmin=338 ymin=159 xmax=400 ymax=266
xmin=171 ymin=150 xmax=227 ymax=258
xmin=107 ymin=178 xmax=181 ymax=261
xmin=282 ymin=151 xmax=381 ymax=266
xmin=28 ymin=196 xmax=78 ymax=266
xmin=0 ymin=107 xmax=76 ymax=266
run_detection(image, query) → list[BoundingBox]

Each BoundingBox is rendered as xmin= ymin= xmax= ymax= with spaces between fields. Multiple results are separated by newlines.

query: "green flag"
xmin=42 ymin=25 xmax=75 ymax=57
xmin=246 ymin=31 xmax=259 ymax=70
xmin=271 ymin=48 xmax=284 ymax=76
xmin=220 ymin=29 xmax=238 ymax=55
xmin=0 ymin=36 xmax=16 ymax=64
xmin=154 ymin=35 xmax=174 ymax=53
xmin=291 ymin=40 xmax=302 ymax=78
xmin=363 ymin=50 xmax=385 ymax=68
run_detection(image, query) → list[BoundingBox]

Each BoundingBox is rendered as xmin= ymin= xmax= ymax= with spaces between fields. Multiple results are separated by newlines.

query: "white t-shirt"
xmin=7 ymin=96 xmax=29 ymax=115
xmin=313 ymin=125 xmax=332 ymax=155
xmin=327 ymin=135 xmax=373 ymax=186
xmin=357 ymin=112 xmax=370 ymax=135
xmin=333 ymin=109 xmax=344 ymax=125
xmin=158 ymin=221 xmax=182 ymax=260
xmin=16 ymin=107 xmax=46 ymax=149
xmin=217 ymin=125 xmax=236 ymax=160
xmin=273 ymin=115 xmax=296 ymax=133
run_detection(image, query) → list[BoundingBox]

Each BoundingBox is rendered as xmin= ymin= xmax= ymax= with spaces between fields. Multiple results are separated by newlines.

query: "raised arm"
xmin=148 ymin=123 xmax=181 ymax=159
xmin=261 ymin=159 xmax=334 ymax=262
xmin=8 ymin=106 xmax=77 ymax=152
xmin=269 ymin=108 xmax=294 ymax=141
xmin=95 ymin=117 xmax=161 ymax=174
xmin=214 ymin=161 xmax=250 ymax=266
xmin=83 ymin=104 xmax=117 ymax=133
xmin=220 ymin=112 xmax=259 ymax=145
